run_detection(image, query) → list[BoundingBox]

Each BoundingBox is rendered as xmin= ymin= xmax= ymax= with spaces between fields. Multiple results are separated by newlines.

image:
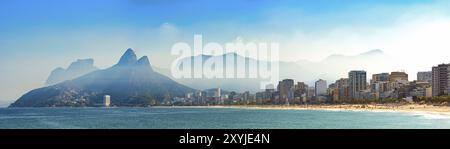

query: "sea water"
xmin=0 ymin=107 xmax=450 ymax=129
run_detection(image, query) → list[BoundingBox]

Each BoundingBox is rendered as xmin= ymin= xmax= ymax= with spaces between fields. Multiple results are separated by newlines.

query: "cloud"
xmin=159 ymin=22 xmax=179 ymax=37
xmin=276 ymin=4 xmax=450 ymax=81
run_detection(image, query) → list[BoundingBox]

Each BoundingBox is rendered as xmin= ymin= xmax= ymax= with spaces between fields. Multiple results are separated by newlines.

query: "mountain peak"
xmin=117 ymin=48 xmax=137 ymax=66
xmin=136 ymin=56 xmax=151 ymax=67
xmin=67 ymin=59 xmax=95 ymax=70
xmin=360 ymin=49 xmax=383 ymax=56
xmin=46 ymin=59 xmax=98 ymax=86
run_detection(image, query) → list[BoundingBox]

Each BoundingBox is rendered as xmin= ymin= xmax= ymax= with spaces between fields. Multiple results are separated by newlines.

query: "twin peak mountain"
xmin=117 ymin=48 xmax=152 ymax=67
xmin=10 ymin=48 xmax=194 ymax=107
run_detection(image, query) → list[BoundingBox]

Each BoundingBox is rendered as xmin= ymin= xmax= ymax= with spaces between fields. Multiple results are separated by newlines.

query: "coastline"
xmin=5 ymin=104 xmax=450 ymax=118
xmin=178 ymin=104 xmax=450 ymax=117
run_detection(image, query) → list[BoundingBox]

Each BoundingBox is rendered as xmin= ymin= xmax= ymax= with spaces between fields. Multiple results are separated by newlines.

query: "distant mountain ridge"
xmin=294 ymin=49 xmax=394 ymax=84
xmin=46 ymin=59 xmax=98 ymax=86
xmin=160 ymin=53 xmax=267 ymax=93
xmin=154 ymin=49 xmax=393 ymax=91
xmin=10 ymin=48 xmax=195 ymax=107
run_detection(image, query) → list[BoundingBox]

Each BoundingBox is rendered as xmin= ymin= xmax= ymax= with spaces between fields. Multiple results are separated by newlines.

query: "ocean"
xmin=0 ymin=107 xmax=450 ymax=129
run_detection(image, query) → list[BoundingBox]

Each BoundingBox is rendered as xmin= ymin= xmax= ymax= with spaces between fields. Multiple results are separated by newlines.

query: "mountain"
xmin=157 ymin=53 xmax=267 ymax=93
xmin=10 ymin=48 xmax=195 ymax=107
xmin=46 ymin=59 xmax=98 ymax=86
xmin=295 ymin=49 xmax=395 ymax=84
xmin=155 ymin=49 xmax=393 ymax=92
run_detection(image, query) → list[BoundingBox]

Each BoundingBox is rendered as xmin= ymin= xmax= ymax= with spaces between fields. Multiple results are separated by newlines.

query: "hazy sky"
xmin=1 ymin=0 xmax=450 ymax=106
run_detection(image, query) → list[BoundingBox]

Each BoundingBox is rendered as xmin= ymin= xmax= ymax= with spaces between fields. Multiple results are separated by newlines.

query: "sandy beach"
xmin=186 ymin=104 xmax=450 ymax=117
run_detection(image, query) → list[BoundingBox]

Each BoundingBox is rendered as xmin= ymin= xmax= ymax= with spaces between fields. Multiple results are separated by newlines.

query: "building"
xmin=370 ymin=72 xmax=398 ymax=99
xmin=390 ymin=71 xmax=408 ymax=83
xmin=349 ymin=70 xmax=367 ymax=99
xmin=278 ymin=79 xmax=295 ymax=104
xmin=432 ymin=64 xmax=450 ymax=96
xmin=327 ymin=83 xmax=336 ymax=97
xmin=263 ymin=88 xmax=275 ymax=103
xmin=331 ymin=88 xmax=339 ymax=102
xmin=335 ymin=78 xmax=350 ymax=101
xmin=185 ymin=92 xmax=193 ymax=99
xmin=307 ymin=87 xmax=315 ymax=101
xmin=327 ymin=82 xmax=338 ymax=102
xmin=215 ymin=88 xmax=222 ymax=98
xmin=195 ymin=91 xmax=206 ymax=99
xmin=255 ymin=92 xmax=264 ymax=104
xmin=242 ymin=91 xmax=251 ymax=103
xmin=103 ymin=95 xmax=111 ymax=107
xmin=295 ymin=82 xmax=308 ymax=94
xmin=417 ymin=71 xmax=432 ymax=83
xmin=294 ymin=82 xmax=308 ymax=103
xmin=315 ymin=79 xmax=328 ymax=96
xmin=371 ymin=73 xmax=390 ymax=84
xmin=328 ymin=83 xmax=336 ymax=92
xmin=426 ymin=87 xmax=433 ymax=98
xmin=371 ymin=81 xmax=395 ymax=99
xmin=394 ymin=81 xmax=431 ymax=99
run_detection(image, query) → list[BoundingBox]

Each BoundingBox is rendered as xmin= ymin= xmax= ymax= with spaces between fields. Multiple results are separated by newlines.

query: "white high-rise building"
xmin=315 ymin=79 xmax=327 ymax=96
xmin=215 ymin=88 xmax=221 ymax=98
xmin=103 ymin=95 xmax=111 ymax=107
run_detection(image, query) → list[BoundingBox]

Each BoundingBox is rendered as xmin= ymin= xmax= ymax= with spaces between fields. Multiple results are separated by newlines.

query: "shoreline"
xmin=176 ymin=104 xmax=450 ymax=117
xmin=5 ymin=104 xmax=450 ymax=117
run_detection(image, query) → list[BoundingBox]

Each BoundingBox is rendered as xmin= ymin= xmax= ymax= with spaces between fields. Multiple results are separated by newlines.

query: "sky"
xmin=1 ymin=0 xmax=450 ymax=106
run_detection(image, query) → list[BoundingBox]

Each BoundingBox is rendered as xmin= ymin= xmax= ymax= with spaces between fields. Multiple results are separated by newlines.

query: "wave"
xmin=410 ymin=112 xmax=450 ymax=120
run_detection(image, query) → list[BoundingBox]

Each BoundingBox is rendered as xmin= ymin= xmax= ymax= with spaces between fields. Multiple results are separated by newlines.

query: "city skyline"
xmin=8 ymin=47 xmax=449 ymax=107
xmin=2 ymin=0 xmax=450 ymax=106
xmin=0 ymin=46 xmax=448 ymax=107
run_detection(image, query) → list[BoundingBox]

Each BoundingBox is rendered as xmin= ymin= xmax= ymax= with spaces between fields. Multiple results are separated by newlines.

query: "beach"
xmin=199 ymin=104 xmax=450 ymax=117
